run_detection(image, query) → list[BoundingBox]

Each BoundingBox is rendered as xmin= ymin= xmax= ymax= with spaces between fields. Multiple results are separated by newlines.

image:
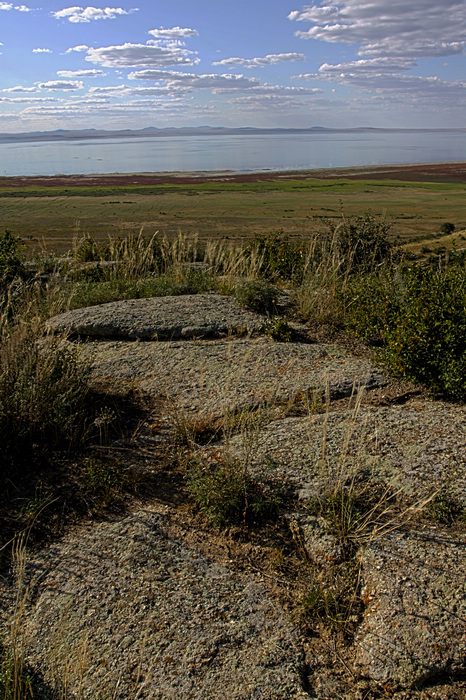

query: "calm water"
xmin=1 ymin=130 xmax=466 ymax=177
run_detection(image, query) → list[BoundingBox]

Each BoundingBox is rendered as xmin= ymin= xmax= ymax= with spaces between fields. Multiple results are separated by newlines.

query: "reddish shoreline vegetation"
xmin=1 ymin=160 xmax=466 ymax=188
xmin=0 ymin=165 xmax=465 ymax=698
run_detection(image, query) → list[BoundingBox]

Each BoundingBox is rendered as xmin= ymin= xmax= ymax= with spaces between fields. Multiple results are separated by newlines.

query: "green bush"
xmin=440 ymin=222 xmax=455 ymax=236
xmin=0 ymin=230 xmax=25 ymax=287
xmin=186 ymin=456 xmax=282 ymax=526
xmin=246 ymin=231 xmax=306 ymax=282
xmin=343 ymin=263 xmax=466 ymax=399
xmin=264 ymin=316 xmax=294 ymax=342
xmin=383 ymin=266 xmax=466 ymax=398
xmin=74 ymin=234 xmax=101 ymax=262
xmin=342 ymin=266 xmax=402 ymax=344
xmin=234 ymin=279 xmax=279 ymax=314
xmin=323 ymin=211 xmax=394 ymax=273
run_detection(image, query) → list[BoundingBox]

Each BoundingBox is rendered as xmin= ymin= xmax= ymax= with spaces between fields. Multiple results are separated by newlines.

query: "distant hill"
xmin=0 ymin=125 xmax=464 ymax=143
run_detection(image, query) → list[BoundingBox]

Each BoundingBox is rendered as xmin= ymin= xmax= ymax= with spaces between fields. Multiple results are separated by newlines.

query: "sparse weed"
xmin=0 ymin=323 xmax=94 ymax=467
xmin=300 ymin=559 xmax=362 ymax=632
xmin=263 ymin=316 xmax=294 ymax=342
xmin=425 ymin=492 xmax=466 ymax=525
xmin=186 ymin=453 xmax=283 ymax=527
xmin=82 ymin=457 xmax=128 ymax=501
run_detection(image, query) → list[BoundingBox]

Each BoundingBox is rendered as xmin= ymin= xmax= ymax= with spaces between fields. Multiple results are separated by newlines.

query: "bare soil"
xmin=1 ymin=161 xmax=465 ymax=189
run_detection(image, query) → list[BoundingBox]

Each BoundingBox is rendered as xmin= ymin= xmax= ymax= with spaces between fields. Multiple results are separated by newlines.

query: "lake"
xmin=1 ymin=129 xmax=466 ymax=177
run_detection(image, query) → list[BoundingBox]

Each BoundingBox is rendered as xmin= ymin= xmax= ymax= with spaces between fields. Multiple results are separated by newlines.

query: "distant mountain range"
xmin=0 ymin=125 xmax=464 ymax=143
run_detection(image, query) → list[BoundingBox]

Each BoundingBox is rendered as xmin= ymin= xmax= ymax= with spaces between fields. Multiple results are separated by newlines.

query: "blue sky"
xmin=0 ymin=0 xmax=465 ymax=132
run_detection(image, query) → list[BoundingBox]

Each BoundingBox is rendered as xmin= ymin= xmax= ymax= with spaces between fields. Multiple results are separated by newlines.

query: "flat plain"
xmin=0 ymin=162 xmax=465 ymax=254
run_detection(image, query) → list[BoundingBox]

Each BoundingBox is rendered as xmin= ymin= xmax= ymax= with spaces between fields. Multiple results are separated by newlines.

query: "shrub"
xmin=234 ymin=279 xmax=279 ymax=314
xmin=263 ymin=316 xmax=294 ymax=342
xmin=342 ymin=266 xmax=403 ymax=344
xmin=0 ymin=323 xmax=94 ymax=468
xmin=322 ymin=211 xmax=394 ymax=273
xmin=186 ymin=455 xmax=282 ymax=526
xmin=383 ymin=266 xmax=466 ymax=398
xmin=0 ymin=230 xmax=25 ymax=288
xmin=74 ymin=234 xmax=101 ymax=262
xmin=440 ymin=222 xmax=455 ymax=236
xmin=245 ymin=231 xmax=306 ymax=282
xmin=342 ymin=263 xmax=466 ymax=398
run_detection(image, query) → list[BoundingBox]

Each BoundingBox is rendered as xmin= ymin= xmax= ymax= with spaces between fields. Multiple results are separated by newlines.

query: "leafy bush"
xmin=74 ymin=234 xmax=101 ymax=262
xmin=322 ymin=211 xmax=394 ymax=273
xmin=245 ymin=231 xmax=306 ymax=282
xmin=0 ymin=230 xmax=25 ymax=287
xmin=383 ymin=266 xmax=466 ymax=398
xmin=440 ymin=222 xmax=455 ymax=236
xmin=264 ymin=316 xmax=294 ymax=342
xmin=342 ymin=266 xmax=403 ymax=344
xmin=343 ymin=263 xmax=466 ymax=399
xmin=234 ymin=279 xmax=279 ymax=314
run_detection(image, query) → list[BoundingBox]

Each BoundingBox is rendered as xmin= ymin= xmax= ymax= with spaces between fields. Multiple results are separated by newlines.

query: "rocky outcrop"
xmin=3 ymin=292 xmax=465 ymax=699
xmin=46 ymin=294 xmax=271 ymax=340
xmin=19 ymin=510 xmax=308 ymax=700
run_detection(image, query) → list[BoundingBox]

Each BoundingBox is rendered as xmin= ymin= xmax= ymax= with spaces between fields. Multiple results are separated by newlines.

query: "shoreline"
xmin=1 ymin=161 xmax=466 ymax=187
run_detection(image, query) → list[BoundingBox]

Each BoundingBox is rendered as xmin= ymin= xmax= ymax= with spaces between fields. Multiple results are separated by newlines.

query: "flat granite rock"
xmin=14 ymin=509 xmax=309 ymax=700
xmin=224 ymin=403 xmax=466 ymax=504
xmin=76 ymin=337 xmax=386 ymax=415
xmin=46 ymin=294 xmax=271 ymax=340
xmin=355 ymin=528 xmax=466 ymax=687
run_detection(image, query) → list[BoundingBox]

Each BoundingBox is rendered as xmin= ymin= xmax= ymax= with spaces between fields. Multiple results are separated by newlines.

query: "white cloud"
xmin=65 ymin=44 xmax=89 ymax=53
xmin=214 ymin=83 xmax=322 ymax=96
xmin=37 ymin=80 xmax=84 ymax=90
xmin=297 ymin=68 xmax=466 ymax=102
xmin=88 ymin=84 xmax=184 ymax=96
xmin=212 ymin=53 xmax=306 ymax=68
xmin=289 ymin=0 xmax=466 ymax=59
xmin=53 ymin=6 xmax=135 ymax=23
xmin=33 ymin=48 xmax=52 ymax=53
xmin=57 ymin=69 xmax=104 ymax=77
xmin=0 ymin=96 xmax=57 ymax=102
xmin=225 ymin=94 xmax=317 ymax=113
xmin=2 ymin=85 xmax=38 ymax=92
xmin=148 ymin=27 xmax=198 ymax=39
xmin=317 ymin=58 xmax=416 ymax=73
xmin=85 ymin=42 xmax=199 ymax=68
xmin=128 ymin=69 xmax=259 ymax=90
xmin=0 ymin=2 xmax=31 ymax=10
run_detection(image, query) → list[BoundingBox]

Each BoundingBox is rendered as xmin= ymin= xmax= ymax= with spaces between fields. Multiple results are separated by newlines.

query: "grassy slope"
xmin=0 ymin=178 xmax=465 ymax=254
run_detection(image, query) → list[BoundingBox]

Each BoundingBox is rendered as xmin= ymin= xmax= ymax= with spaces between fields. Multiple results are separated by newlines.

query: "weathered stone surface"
xmin=224 ymin=403 xmax=466 ymax=504
xmin=77 ymin=337 xmax=385 ymax=415
xmin=286 ymin=512 xmax=344 ymax=567
xmin=18 ymin=292 xmax=464 ymax=695
xmin=46 ymin=294 xmax=271 ymax=339
xmin=355 ymin=528 xmax=466 ymax=687
xmin=16 ymin=509 xmax=308 ymax=699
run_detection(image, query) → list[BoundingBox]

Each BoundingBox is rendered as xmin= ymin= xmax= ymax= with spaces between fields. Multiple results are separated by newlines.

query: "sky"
xmin=0 ymin=0 xmax=465 ymax=132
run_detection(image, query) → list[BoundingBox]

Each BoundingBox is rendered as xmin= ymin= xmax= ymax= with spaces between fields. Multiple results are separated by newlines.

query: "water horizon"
xmin=1 ymin=129 xmax=466 ymax=178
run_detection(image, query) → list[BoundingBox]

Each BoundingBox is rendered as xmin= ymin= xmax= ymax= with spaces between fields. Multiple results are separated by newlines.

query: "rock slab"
xmin=47 ymin=294 xmax=270 ymax=340
xmin=78 ymin=337 xmax=385 ymax=415
xmin=17 ymin=509 xmax=309 ymax=699
xmin=356 ymin=529 xmax=466 ymax=687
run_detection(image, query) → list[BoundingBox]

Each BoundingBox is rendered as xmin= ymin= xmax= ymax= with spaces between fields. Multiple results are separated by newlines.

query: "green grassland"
xmin=0 ymin=178 xmax=465 ymax=255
